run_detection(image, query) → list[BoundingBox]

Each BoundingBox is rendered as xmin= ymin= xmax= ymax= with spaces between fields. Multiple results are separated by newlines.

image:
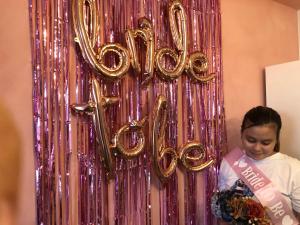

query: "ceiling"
xmin=274 ymin=0 xmax=300 ymax=9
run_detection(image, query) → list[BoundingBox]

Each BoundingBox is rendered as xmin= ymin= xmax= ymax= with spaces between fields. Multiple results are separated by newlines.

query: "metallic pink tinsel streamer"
xmin=150 ymin=0 xmax=180 ymax=224
xmin=29 ymin=0 xmax=71 ymax=224
xmin=182 ymin=0 xmax=225 ymax=224
xmin=30 ymin=0 xmax=225 ymax=224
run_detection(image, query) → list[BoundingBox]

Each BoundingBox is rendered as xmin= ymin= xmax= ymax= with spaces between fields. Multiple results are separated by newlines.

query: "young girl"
xmin=214 ymin=106 xmax=300 ymax=224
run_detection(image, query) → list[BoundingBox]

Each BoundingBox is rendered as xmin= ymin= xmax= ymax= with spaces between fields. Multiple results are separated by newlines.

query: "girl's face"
xmin=241 ymin=123 xmax=278 ymax=160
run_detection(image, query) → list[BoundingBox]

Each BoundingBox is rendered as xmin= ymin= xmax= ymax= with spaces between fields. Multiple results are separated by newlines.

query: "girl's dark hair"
xmin=241 ymin=106 xmax=282 ymax=152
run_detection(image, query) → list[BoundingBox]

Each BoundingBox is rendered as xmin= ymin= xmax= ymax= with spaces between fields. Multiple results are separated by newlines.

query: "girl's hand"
xmin=218 ymin=219 xmax=229 ymax=225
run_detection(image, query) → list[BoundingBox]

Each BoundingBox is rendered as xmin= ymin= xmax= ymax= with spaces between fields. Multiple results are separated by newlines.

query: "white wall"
xmin=265 ymin=60 xmax=300 ymax=159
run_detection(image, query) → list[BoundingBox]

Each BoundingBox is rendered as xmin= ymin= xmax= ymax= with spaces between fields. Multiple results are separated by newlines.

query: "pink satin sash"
xmin=225 ymin=148 xmax=299 ymax=225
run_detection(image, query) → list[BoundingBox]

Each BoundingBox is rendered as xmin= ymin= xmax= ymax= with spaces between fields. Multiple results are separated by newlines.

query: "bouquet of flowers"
xmin=211 ymin=180 xmax=270 ymax=225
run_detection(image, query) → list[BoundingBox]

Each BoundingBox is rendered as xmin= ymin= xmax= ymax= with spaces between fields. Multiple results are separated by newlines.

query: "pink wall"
xmin=221 ymin=0 xmax=299 ymax=151
xmin=0 ymin=0 xmax=298 ymax=224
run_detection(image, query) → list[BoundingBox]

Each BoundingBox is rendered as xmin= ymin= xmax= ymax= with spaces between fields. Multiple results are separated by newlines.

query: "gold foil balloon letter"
xmin=151 ymin=95 xmax=178 ymax=182
xmin=125 ymin=17 xmax=155 ymax=86
xmin=111 ymin=117 xmax=147 ymax=159
xmin=186 ymin=52 xmax=215 ymax=82
xmin=179 ymin=142 xmax=214 ymax=172
xmin=71 ymin=77 xmax=118 ymax=178
xmin=73 ymin=0 xmax=130 ymax=80
xmin=155 ymin=0 xmax=188 ymax=81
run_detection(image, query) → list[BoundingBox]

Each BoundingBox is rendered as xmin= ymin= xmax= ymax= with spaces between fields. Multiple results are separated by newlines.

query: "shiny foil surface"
xmin=29 ymin=0 xmax=226 ymax=224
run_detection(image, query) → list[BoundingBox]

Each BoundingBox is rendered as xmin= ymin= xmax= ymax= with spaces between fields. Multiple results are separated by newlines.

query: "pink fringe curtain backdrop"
xmin=29 ymin=0 xmax=226 ymax=224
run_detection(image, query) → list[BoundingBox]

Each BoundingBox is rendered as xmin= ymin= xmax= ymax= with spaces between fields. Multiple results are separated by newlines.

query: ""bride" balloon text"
xmin=72 ymin=0 xmax=215 ymax=84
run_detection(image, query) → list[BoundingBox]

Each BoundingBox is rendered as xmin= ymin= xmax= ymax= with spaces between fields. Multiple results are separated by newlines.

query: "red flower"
xmin=245 ymin=198 xmax=265 ymax=219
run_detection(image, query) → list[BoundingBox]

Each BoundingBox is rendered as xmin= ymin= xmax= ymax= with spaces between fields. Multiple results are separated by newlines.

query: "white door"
xmin=265 ymin=60 xmax=300 ymax=159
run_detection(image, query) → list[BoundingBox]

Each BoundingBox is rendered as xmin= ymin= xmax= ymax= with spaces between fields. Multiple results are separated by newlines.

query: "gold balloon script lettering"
xmin=71 ymin=0 xmax=216 ymax=181
xmin=151 ymin=96 xmax=214 ymax=182
xmin=72 ymin=79 xmax=215 ymax=181
xmin=152 ymin=95 xmax=178 ymax=182
xmin=72 ymin=0 xmax=215 ymax=82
